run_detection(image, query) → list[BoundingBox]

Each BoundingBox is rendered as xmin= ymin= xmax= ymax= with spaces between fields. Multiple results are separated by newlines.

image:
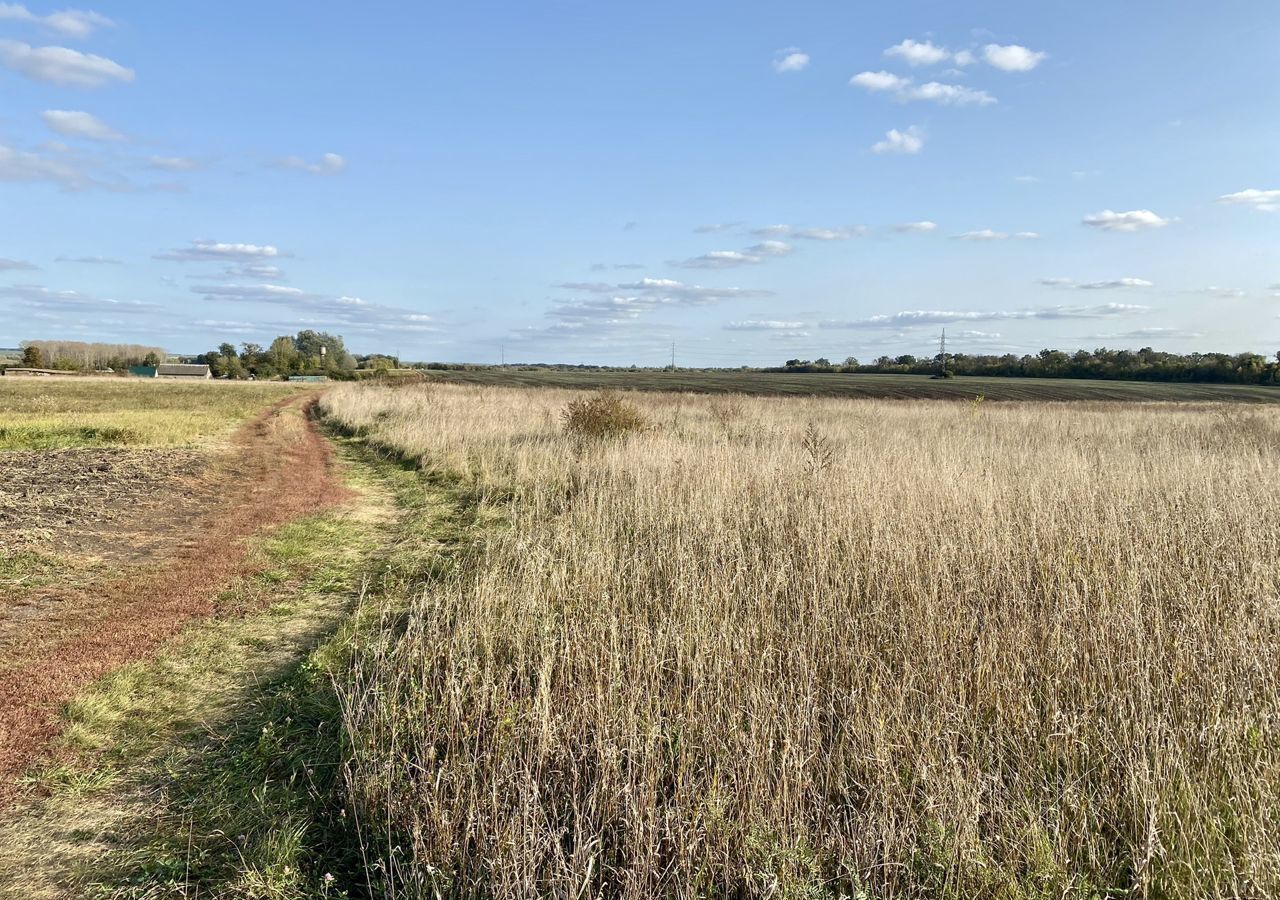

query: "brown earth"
xmin=0 ymin=394 xmax=354 ymax=803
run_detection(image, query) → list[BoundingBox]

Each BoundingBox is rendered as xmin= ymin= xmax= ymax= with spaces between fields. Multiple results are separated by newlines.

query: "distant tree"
xmin=842 ymin=356 xmax=859 ymax=367
xmin=20 ymin=345 xmax=44 ymax=368
xmin=143 ymin=351 xmax=162 ymax=366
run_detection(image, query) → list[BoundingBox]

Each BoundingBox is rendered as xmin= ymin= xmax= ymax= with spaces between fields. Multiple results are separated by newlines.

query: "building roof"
xmin=156 ymin=363 xmax=211 ymax=376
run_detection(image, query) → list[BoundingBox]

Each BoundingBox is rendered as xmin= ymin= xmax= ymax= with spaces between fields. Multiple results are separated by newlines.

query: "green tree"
xmin=20 ymin=345 xmax=44 ymax=368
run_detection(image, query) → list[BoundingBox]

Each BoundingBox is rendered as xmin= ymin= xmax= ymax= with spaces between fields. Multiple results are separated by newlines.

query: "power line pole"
xmin=670 ymin=340 xmax=676 ymax=371
xmin=938 ymin=328 xmax=947 ymax=376
xmin=500 ymin=342 xmax=505 ymax=367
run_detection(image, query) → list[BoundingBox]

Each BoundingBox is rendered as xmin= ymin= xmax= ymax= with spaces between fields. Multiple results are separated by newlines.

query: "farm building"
xmin=155 ymin=363 xmax=212 ymax=379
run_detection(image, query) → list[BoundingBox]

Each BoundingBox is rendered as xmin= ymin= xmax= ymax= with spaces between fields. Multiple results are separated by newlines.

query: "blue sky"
xmin=1 ymin=1 xmax=1277 ymax=365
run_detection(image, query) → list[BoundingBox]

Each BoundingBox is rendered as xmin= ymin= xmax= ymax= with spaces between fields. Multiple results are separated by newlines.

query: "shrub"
xmin=561 ymin=390 xmax=650 ymax=439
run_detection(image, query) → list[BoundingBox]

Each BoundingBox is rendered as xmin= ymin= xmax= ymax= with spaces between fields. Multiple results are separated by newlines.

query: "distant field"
xmin=0 ymin=378 xmax=306 ymax=450
xmin=418 ymin=368 xmax=1280 ymax=403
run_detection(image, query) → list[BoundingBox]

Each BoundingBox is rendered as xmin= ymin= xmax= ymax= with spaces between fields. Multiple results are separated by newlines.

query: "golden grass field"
xmin=319 ymin=382 xmax=1280 ymax=899
xmin=0 ymin=378 xmax=305 ymax=450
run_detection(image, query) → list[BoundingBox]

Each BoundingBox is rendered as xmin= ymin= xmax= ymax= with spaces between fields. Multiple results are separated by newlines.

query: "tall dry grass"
xmin=320 ymin=383 xmax=1280 ymax=899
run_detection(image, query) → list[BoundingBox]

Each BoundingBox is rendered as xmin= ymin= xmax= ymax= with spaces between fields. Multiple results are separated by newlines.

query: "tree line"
xmin=17 ymin=340 xmax=166 ymax=371
xmin=198 ymin=330 xmax=399 ymax=379
xmin=777 ymin=347 xmax=1280 ymax=385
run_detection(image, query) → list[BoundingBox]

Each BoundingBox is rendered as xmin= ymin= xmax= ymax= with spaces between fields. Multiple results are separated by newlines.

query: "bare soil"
xmin=0 ymin=448 xmax=211 ymax=561
xmin=0 ymin=395 xmax=354 ymax=802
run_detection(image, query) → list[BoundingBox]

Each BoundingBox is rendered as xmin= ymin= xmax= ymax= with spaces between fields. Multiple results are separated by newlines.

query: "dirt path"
xmin=0 ymin=394 xmax=353 ymax=801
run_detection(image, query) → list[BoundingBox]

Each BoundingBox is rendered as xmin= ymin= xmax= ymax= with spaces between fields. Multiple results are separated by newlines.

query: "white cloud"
xmin=983 ymin=43 xmax=1047 ymax=72
xmin=748 ymin=240 xmax=793 ymax=257
xmin=872 ymin=126 xmax=924 ymax=154
xmin=0 ymin=257 xmax=37 ymax=270
xmin=772 ymin=47 xmax=809 ymax=73
xmin=1216 ymin=188 xmax=1280 ymax=213
xmin=672 ymin=239 xmax=792 ymax=269
xmin=1189 ymin=285 xmax=1246 ymax=298
xmin=0 ymin=141 xmax=95 ymax=188
xmin=1015 ymin=231 xmax=1040 ymax=239
xmin=41 ymin=109 xmax=123 ymax=141
xmin=821 ymin=303 xmax=1149 ymax=329
xmin=673 ymin=250 xmax=760 ymax=269
xmin=156 ymin=240 xmax=284 ymax=262
xmin=955 ymin=229 xmax=1008 ymax=241
xmin=852 ymin=71 xmax=995 ymax=105
xmin=750 ymin=224 xmax=861 ymax=240
xmin=0 ymin=4 xmax=112 ymax=39
xmin=0 ymin=39 xmax=133 ymax=87
xmin=1042 ymin=277 xmax=1154 ymax=290
xmin=1081 ymin=209 xmax=1171 ymax=232
xmin=725 ymin=320 xmax=805 ymax=331
xmin=693 ymin=222 xmax=740 ymax=233
xmin=884 ymin=39 xmax=950 ymax=66
xmin=1089 ymin=327 xmax=1204 ymax=341
xmin=147 ymin=155 xmax=201 ymax=171
xmin=278 ymin=152 xmax=347 ymax=176
xmin=0 ymin=282 xmax=153 ymax=312
xmin=850 ymin=70 xmax=911 ymax=92
xmin=55 ymin=255 xmax=120 ymax=264
xmin=1014 ymin=174 xmax=1040 ymax=183
xmin=953 ymin=49 xmax=976 ymax=66
xmin=794 ymin=226 xmax=861 ymax=240
xmin=893 ymin=221 xmax=937 ymax=233
xmin=901 ymin=81 xmax=995 ymax=105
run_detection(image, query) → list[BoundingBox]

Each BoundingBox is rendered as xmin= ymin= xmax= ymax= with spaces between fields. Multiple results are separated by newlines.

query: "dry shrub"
xmin=560 ymin=389 xmax=650 ymax=440
xmin=321 ymin=383 xmax=1280 ymax=899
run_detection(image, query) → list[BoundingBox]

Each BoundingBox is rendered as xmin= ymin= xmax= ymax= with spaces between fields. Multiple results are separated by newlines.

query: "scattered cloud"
xmin=0 ymin=257 xmax=37 ymax=270
xmin=188 ymin=282 xmax=437 ymax=334
xmin=523 ymin=277 xmax=771 ymax=340
xmin=1014 ymin=174 xmax=1040 ymax=183
xmin=894 ymin=220 xmax=937 ymax=233
xmin=983 ymin=43 xmax=1047 ymax=72
xmin=55 ymin=255 xmax=120 ymax=264
xmin=146 ymin=155 xmax=201 ymax=172
xmin=884 ymin=39 xmax=951 ymax=67
xmin=0 ymin=141 xmax=98 ymax=189
xmin=0 ymin=39 xmax=133 ymax=87
xmin=156 ymin=239 xmax=285 ymax=262
xmin=41 ymin=109 xmax=123 ymax=141
xmin=672 ymin=239 xmax=793 ymax=269
xmin=277 ymin=152 xmax=347 ymax=176
xmin=0 ymin=4 xmax=112 ymax=39
xmin=1088 ymin=327 xmax=1204 ymax=341
xmin=821 ymin=303 xmax=1149 ymax=329
xmin=0 ymin=282 xmax=153 ymax=312
xmin=772 ymin=47 xmax=809 ymax=73
xmin=955 ymin=229 xmax=1004 ymax=241
xmin=1081 ymin=209 xmax=1171 ymax=232
xmin=1216 ymin=188 xmax=1280 ymax=213
xmin=693 ymin=222 xmax=740 ymax=234
xmin=1188 ymin=285 xmax=1246 ymax=298
xmin=725 ymin=320 xmax=805 ymax=331
xmin=749 ymin=224 xmax=862 ymax=240
xmin=1040 ymin=277 xmax=1154 ymax=290
xmin=872 ymin=126 xmax=924 ymax=154
xmin=852 ymin=71 xmax=995 ymax=105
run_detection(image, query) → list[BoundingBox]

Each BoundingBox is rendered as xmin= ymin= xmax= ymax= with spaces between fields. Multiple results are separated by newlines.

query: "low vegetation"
xmin=318 ymin=382 xmax=1280 ymax=898
xmin=0 ymin=378 xmax=304 ymax=450
xmin=413 ymin=366 xmax=1280 ymax=403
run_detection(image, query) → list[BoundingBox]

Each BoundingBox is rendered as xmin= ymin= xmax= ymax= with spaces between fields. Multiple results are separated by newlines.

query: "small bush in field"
xmin=561 ymin=391 xmax=650 ymax=439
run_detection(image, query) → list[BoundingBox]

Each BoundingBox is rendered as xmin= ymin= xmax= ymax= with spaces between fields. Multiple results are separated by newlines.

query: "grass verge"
xmin=0 ymin=432 xmax=485 ymax=898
